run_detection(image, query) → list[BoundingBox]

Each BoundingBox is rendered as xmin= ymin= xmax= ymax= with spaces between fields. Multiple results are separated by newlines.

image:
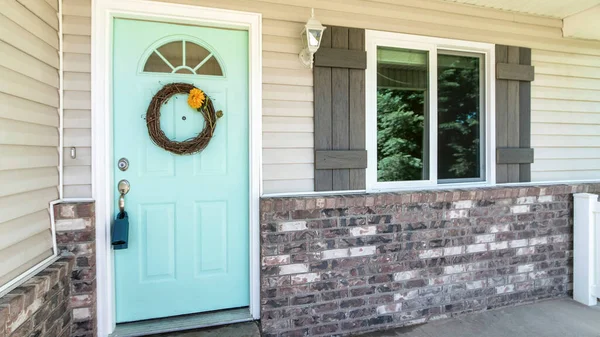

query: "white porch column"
xmin=573 ymin=193 xmax=599 ymax=306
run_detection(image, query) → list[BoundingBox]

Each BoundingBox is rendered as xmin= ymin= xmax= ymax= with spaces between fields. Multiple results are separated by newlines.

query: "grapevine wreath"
xmin=146 ymin=82 xmax=223 ymax=155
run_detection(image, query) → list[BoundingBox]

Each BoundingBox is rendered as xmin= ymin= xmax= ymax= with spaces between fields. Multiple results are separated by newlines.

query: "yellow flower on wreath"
xmin=187 ymin=88 xmax=206 ymax=109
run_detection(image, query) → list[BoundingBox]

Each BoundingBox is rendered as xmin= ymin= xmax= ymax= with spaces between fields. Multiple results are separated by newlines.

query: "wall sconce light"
xmin=299 ymin=8 xmax=326 ymax=68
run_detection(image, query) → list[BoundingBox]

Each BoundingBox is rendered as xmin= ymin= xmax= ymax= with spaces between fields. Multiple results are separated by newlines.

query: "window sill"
xmin=367 ymin=181 xmax=493 ymax=194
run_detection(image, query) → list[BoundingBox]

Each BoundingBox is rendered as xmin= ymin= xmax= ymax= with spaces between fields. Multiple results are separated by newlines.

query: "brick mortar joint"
xmin=260 ymin=267 xmax=570 ymax=293
xmin=264 ymin=198 xmax=570 ymax=214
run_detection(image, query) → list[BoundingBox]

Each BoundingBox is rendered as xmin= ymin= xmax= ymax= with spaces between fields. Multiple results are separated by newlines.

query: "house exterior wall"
xmin=62 ymin=0 xmax=92 ymax=198
xmin=0 ymin=1 xmax=591 ymax=335
xmin=62 ymin=0 xmax=600 ymax=196
xmin=259 ymin=183 xmax=600 ymax=336
xmin=0 ymin=0 xmax=59 ymax=292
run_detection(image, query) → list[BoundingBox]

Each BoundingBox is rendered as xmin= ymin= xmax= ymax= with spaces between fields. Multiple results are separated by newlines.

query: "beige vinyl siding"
xmin=63 ymin=0 xmax=92 ymax=198
xmin=66 ymin=0 xmax=600 ymax=194
xmin=262 ymin=18 xmax=314 ymax=193
xmin=0 ymin=0 xmax=58 ymax=290
xmin=531 ymin=51 xmax=600 ymax=182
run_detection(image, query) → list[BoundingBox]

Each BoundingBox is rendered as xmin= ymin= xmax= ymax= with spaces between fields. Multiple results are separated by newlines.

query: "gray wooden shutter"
xmin=495 ymin=45 xmax=535 ymax=183
xmin=313 ymin=26 xmax=367 ymax=191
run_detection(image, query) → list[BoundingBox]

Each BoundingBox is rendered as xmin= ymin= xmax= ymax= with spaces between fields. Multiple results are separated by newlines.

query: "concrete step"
xmin=146 ymin=322 xmax=260 ymax=337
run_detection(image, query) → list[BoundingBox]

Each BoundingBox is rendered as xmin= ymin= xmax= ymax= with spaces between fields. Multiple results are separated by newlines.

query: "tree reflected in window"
xmin=438 ymin=53 xmax=482 ymax=181
xmin=377 ymin=89 xmax=426 ymax=182
xmin=376 ymin=47 xmax=429 ymax=182
xmin=376 ymin=47 xmax=484 ymax=183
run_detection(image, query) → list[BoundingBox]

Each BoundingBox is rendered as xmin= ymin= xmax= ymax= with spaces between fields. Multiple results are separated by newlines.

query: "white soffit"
xmin=439 ymin=0 xmax=600 ymax=18
xmin=564 ymin=5 xmax=600 ymax=40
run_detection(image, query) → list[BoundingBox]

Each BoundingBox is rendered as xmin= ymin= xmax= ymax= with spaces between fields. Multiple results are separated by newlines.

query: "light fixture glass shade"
xmin=298 ymin=9 xmax=326 ymax=68
xmin=301 ymin=32 xmax=308 ymax=50
xmin=308 ymin=29 xmax=322 ymax=48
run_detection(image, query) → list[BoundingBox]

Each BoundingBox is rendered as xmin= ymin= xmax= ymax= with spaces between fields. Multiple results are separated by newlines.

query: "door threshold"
xmin=109 ymin=307 xmax=253 ymax=337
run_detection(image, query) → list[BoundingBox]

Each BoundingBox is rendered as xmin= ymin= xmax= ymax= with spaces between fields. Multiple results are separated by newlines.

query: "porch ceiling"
xmin=438 ymin=0 xmax=600 ymax=18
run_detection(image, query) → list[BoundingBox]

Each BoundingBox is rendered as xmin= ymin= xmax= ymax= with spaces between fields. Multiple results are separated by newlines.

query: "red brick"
xmin=75 ymin=203 xmax=95 ymax=218
xmin=259 ymin=183 xmax=600 ymax=336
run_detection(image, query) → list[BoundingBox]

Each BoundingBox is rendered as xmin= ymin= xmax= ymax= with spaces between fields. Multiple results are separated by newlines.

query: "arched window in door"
xmin=143 ymin=39 xmax=224 ymax=76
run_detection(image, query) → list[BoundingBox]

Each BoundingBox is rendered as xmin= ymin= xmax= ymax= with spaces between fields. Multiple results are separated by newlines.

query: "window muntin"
xmin=367 ymin=31 xmax=494 ymax=191
xmin=142 ymin=39 xmax=223 ymax=76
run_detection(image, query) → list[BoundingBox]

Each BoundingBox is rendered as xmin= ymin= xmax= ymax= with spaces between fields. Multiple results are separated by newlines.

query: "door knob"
xmin=113 ymin=180 xmax=130 ymax=250
xmin=118 ymin=179 xmax=130 ymax=214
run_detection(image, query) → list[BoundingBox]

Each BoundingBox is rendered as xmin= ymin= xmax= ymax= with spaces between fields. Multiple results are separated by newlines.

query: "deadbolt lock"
xmin=118 ymin=158 xmax=129 ymax=171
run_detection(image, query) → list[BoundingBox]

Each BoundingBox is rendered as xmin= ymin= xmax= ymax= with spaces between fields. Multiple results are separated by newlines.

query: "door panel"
xmin=140 ymin=203 xmax=176 ymax=281
xmin=112 ymin=18 xmax=249 ymax=323
xmin=194 ymin=201 xmax=228 ymax=274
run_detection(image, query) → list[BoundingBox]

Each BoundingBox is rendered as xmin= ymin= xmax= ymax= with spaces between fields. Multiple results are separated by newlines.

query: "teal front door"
xmin=112 ymin=18 xmax=249 ymax=323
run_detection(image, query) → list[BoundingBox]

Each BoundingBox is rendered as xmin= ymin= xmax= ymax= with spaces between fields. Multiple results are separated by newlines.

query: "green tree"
xmin=376 ymin=89 xmax=425 ymax=181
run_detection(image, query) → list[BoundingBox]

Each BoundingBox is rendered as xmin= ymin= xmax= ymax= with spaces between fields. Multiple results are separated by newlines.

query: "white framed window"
xmin=366 ymin=30 xmax=495 ymax=192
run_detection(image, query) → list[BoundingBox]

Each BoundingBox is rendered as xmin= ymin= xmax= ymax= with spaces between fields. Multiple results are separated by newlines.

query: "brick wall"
xmin=54 ymin=203 xmax=96 ymax=337
xmin=259 ymin=184 xmax=600 ymax=337
xmin=0 ymin=258 xmax=74 ymax=337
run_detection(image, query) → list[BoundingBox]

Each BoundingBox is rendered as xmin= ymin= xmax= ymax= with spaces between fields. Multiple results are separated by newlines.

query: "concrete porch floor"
xmin=358 ymin=298 xmax=600 ymax=337
xmin=148 ymin=298 xmax=600 ymax=337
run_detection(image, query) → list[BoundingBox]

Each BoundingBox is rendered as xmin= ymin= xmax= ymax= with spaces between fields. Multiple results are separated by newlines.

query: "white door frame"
xmin=92 ymin=1 xmax=262 ymax=335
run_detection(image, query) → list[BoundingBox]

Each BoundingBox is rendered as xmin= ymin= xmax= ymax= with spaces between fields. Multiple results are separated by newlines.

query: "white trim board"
xmin=59 ymin=0 xmax=64 ymax=199
xmin=92 ymin=1 xmax=262 ymax=336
